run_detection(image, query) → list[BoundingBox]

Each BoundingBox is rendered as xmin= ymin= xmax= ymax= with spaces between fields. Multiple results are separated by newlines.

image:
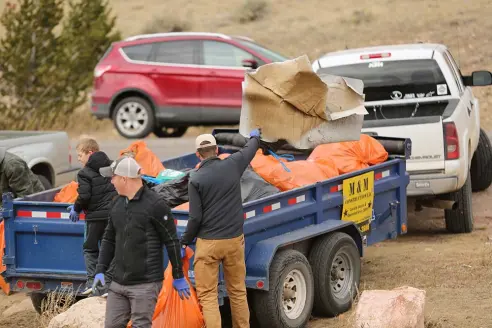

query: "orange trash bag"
xmin=53 ymin=181 xmax=79 ymax=203
xmin=251 ymin=151 xmax=338 ymax=191
xmin=126 ymin=247 xmax=204 ymax=328
xmin=119 ymin=140 xmax=165 ymax=177
xmin=0 ymin=221 xmax=11 ymax=295
xmin=308 ymin=134 xmax=388 ymax=175
xmin=174 ymin=202 xmax=190 ymax=211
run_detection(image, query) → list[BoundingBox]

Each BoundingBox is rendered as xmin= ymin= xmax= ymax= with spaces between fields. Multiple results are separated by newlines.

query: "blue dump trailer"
xmin=0 ymin=130 xmax=411 ymax=328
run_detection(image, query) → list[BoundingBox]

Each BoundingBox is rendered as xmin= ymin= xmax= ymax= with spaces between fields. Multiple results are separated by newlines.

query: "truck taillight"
xmin=444 ymin=122 xmax=460 ymax=160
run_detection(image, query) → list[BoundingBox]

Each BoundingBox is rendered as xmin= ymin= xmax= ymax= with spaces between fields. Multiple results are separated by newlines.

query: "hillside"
xmin=1 ymin=0 xmax=492 ymax=133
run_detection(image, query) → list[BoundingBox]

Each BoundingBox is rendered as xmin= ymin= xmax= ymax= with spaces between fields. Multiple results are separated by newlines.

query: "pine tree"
xmin=0 ymin=0 xmax=121 ymax=130
xmin=59 ymin=0 xmax=121 ymax=107
xmin=0 ymin=0 xmax=65 ymax=129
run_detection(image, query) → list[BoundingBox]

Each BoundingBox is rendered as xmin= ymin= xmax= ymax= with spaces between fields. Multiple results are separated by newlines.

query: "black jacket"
xmin=73 ymin=152 xmax=117 ymax=221
xmin=96 ymin=185 xmax=184 ymax=285
xmin=181 ymin=137 xmax=260 ymax=245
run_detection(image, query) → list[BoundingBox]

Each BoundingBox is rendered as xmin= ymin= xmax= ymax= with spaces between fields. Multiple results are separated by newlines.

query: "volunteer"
xmin=0 ymin=147 xmax=44 ymax=206
xmin=181 ymin=129 xmax=261 ymax=328
xmin=94 ymin=156 xmax=190 ymax=328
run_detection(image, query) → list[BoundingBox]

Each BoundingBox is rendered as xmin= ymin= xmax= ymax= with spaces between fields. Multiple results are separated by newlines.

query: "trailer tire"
xmin=308 ymin=232 xmax=361 ymax=317
xmin=30 ymin=292 xmax=47 ymax=314
xmin=252 ymin=249 xmax=314 ymax=328
xmin=470 ymin=128 xmax=492 ymax=192
xmin=445 ymin=173 xmax=473 ymax=233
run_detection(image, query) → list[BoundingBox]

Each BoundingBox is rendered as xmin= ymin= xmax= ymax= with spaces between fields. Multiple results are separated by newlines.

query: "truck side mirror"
xmin=463 ymin=71 xmax=492 ymax=86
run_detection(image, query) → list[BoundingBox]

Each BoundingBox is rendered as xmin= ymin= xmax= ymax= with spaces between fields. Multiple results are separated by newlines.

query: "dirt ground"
xmin=1 ymin=188 xmax=492 ymax=328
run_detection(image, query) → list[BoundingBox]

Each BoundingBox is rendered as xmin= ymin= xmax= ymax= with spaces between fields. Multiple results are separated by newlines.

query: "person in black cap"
xmin=94 ymin=156 xmax=190 ymax=328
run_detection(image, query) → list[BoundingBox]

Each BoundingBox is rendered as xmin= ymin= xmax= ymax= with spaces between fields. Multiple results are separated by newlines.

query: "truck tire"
xmin=36 ymin=174 xmax=52 ymax=190
xmin=308 ymin=232 xmax=361 ymax=317
xmin=445 ymin=173 xmax=473 ymax=233
xmin=153 ymin=126 xmax=188 ymax=138
xmin=112 ymin=97 xmax=155 ymax=139
xmin=252 ymin=249 xmax=314 ymax=328
xmin=470 ymin=128 xmax=492 ymax=192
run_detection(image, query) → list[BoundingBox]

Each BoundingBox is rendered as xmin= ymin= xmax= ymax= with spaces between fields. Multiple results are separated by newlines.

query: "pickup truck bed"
xmin=1 ymin=132 xmax=411 ymax=328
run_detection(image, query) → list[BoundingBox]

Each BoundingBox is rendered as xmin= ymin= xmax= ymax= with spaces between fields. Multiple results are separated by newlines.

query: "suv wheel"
xmin=113 ymin=97 xmax=155 ymax=139
xmin=153 ymin=126 xmax=188 ymax=138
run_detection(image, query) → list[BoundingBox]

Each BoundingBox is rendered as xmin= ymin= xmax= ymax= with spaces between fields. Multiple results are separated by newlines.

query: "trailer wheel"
xmin=445 ymin=173 xmax=473 ymax=233
xmin=308 ymin=232 xmax=361 ymax=317
xmin=253 ymin=249 xmax=314 ymax=328
xmin=30 ymin=292 xmax=47 ymax=314
xmin=470 ymin=128 xmax=492 ymax=192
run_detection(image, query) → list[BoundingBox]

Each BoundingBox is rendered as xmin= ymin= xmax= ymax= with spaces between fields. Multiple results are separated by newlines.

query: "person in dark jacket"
xmin=94 ymin=156 xmax=190 ymax=328
xmin=0 ymin=147 xmax=44 ymax=206
xmin=67 ymin=138 xmax=117 ymax=296
xmin=180 ymin=130 xmax=261 ymax=328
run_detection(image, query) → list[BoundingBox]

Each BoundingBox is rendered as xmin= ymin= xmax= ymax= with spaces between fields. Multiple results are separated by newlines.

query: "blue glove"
xmin=67 ymin=205 xmax=80 ymax=222
xmin=180 ymin=246 xmax=186 ymax=259
xmin=172 ymin=278 xmax=191 ymax=300
xmin=92 ymin=273 xmax=105 ymax=290
xmin=249 ymin=128 xmax=261 ymax=138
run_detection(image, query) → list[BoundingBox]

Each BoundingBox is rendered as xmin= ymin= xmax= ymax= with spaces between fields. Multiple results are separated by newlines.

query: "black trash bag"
xmin=241 ymin=166 xmax=279 ymax=203
xmin=151 ymin=172 xmax=190 ymax=208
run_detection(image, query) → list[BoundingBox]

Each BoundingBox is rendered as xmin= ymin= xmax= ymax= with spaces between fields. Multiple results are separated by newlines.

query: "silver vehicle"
xmin=0 ymin=130 xmax=80 ymax=189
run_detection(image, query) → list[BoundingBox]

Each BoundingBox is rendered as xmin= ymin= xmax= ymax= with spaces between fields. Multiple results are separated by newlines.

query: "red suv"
xmin=91 ymin=32 xmax=288 ymax=138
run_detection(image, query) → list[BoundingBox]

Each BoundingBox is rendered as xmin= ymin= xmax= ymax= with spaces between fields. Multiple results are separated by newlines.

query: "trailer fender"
xmin=245 ymin=220 xmax=363 ymax=291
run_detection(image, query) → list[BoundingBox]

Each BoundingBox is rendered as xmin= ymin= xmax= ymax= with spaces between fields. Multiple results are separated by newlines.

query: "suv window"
xmin=121 ymin=43 xmax=153 ymax=61
xmin=317 ymin=59 xmax=450 ymax=102
xmin=202 ymin=41 xmax=258 ymax=67
xmin=152 ymin=40 xmax=197 ymax=65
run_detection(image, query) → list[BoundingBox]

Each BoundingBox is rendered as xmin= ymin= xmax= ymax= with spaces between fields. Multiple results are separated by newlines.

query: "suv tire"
xmin=113 ymin=97 xmax=155 ymax=139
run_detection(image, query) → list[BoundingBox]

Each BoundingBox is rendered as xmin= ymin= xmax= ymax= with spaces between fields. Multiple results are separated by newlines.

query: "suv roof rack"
xmin=124 ymin=32 xmax=231 ymax=42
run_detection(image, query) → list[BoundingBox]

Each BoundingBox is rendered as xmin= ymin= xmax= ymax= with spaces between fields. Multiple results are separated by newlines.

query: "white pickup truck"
xmin=0 ymin=130 xmax=80 ymax=189
xmin=312 ymin=43 xmax=492 ymax=233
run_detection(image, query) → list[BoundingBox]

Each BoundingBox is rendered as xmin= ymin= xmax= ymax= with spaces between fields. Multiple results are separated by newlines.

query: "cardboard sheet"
xmin=239 ymin=55 xmax=368 ymax=149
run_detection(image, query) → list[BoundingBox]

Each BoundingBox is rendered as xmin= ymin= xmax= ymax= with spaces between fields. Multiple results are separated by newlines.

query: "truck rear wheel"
xmin=445 ymin=173 xmax=473 ymax=233
xmin=308 ymin=232 xmax=361 ymax=317
xmin=252 ymin=249 xmax=314 ymax=328
xmin=470 ymin=128 xmax=492 ymax=192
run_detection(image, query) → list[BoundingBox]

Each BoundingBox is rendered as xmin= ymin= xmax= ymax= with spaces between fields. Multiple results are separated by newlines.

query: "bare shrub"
xmin=236 ymin=0 xmax=268 ymax=24
xmin=141 ymin=16 xmax=191 ymax=34
xmin=37 ymin=287 xmax=78 ymax=328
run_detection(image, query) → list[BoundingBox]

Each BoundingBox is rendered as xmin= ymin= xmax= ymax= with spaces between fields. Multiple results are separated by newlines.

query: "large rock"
xmin=48 ymin=296 xmax=106 ymax=328
xmin=355 ymin=286 xmax=426 ymax=328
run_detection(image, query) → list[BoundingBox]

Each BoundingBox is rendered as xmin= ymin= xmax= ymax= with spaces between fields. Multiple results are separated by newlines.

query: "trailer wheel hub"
xmin=330 ymin=251 xmax=354 ymax=299
xmin=282 ymin=269 xmax=307 ymax=320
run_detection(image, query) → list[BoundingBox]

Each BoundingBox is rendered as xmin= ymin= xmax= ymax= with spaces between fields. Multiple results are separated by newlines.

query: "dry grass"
xmin=36 ymin=287 xmax=78 ymax=328
xmin=141 ymin=15 xmax=191 ymax=34
xmin=235 ymin=0 xmax=269 ymax=24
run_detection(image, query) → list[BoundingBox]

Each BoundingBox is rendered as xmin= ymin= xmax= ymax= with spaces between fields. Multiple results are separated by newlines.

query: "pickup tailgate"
xmin=363 ymin=117 xmax=444 ymax=173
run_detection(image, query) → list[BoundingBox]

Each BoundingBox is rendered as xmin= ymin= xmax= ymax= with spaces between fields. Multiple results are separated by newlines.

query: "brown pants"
xmin=194 ymin=234 xmax=250 ymax=328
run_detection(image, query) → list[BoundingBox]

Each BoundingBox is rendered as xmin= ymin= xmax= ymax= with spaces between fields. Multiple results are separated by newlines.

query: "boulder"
xmin=48 ymin=296 xmax=106 ymax=328
xmin=355 ymin=286 xmax=426 ymax=328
